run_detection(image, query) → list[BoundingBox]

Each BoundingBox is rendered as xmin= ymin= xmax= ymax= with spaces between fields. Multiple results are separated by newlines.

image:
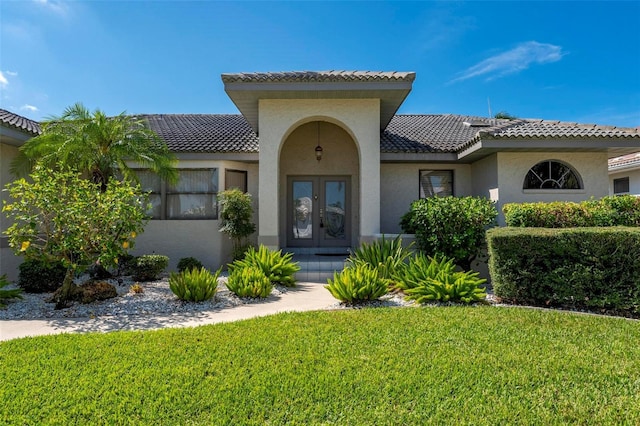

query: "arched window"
xmin=523 ymin=160 xmax=582 ymax=190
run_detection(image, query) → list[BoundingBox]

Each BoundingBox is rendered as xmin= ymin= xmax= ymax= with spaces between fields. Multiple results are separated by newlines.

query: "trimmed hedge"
xmin=503 ymin=195 xmax=640 ymax=228
xmin=487 ymin=227 xmax=640 ymax=316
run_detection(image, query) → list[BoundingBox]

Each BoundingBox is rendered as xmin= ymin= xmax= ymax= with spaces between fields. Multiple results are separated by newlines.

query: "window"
xmin=420 ymin=170 xmax=453 ymax=198
xmin=225 ymin=169 xmax=248 ymax=192
xmin=613 ymin=177 xmax=630 ymax=194
xmin=135 ymin=168 xmax=219 ymax=219
xmin=523 ymin=160 xmax=582 ymax=190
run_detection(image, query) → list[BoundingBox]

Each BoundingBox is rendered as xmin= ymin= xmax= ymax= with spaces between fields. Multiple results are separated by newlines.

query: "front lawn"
xmin=1 ymin=307 xmax=639 ymax=424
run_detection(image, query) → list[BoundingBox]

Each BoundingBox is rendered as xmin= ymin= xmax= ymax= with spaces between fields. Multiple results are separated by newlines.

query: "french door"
xmin=287 ymin=176 xmax=351 ymax=247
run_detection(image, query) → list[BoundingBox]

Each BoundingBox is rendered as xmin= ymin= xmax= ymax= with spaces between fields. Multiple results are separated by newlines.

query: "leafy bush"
xmin=487 ymin=227 xmax=640 ymax=315
xmin=346 ymin=236 xmax=412 ymax=284
xmin=503 ymin=195 xmax=640 ymax=228
xmin=132 ymin=255 xmax=169 ymax=281
xmin=400 ymin=196 xmax=497 ymax=270
xmin=169 ymin=267 xmax=221 ymax=302
xmin=219 ymin=189 xmax=256 ymax=261
xmin=226 ymin=265 xmax=273 ymax=298
xmin=177 ymin=257 xmax=204 ymax=273
xmin=0 ymin=274 xmax=22 ymax=308
xmin=325 ymin=264 xmax=389 ymax=303
xmin=17 ymin=259 xmax=67 ymax=293
xmin=396 ymin=254 xmax=486 ymax=303
xmin=230 ymin=245 xmax=300 ymax=287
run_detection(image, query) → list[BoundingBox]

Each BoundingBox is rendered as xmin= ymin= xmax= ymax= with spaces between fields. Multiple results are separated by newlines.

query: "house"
xmin=2 ymin=71 xmax=640 ymax=279
xmin=0 ymin=109 xmax=42 ymax=281
xmin=608 ymin=151 xmax=640 ymax=196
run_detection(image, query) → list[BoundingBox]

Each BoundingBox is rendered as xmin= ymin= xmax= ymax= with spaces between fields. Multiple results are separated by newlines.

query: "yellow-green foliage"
xmin=398 ymin=254 xmax=486 ymax=304
xmin=226 ymin=265 xmax=273 ymax=298
xmin=169 ymin=267 xmax=221 ymax=302
xmin=325 ymin=264 xmax=389 ymax=303
xmin=230 ymin=245 xmax=300 ymax=287
xmin=346 ymin=236 xmax=412 ymax=283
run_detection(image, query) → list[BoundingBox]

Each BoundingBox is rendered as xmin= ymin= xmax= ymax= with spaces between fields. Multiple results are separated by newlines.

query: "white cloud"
xmin=33 ymin=0 xmax=70 ymax=17
xmin=5 ymin=71 xmax=18 ymax=77
xmin=0 ymin=71 xmax=8 ymax=87
xmin=450 ymin=41 xmax=565 ymax=83
xmin=20 ymin=104 xmax=39 ymax=112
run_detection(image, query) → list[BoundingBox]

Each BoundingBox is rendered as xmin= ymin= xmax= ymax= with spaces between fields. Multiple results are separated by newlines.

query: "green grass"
xmin=1 ymin=307 xmax=639 ymax=425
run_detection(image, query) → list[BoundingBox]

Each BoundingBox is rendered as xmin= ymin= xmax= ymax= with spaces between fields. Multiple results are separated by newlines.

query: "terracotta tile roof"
xmin=381 ymin=114 xmax=506 ymax=152
xmin=142 ymin=113 xmax=640 ymax=154
xmin=608 ymin=152 xmax=640 ymax=169
xmin=221 ymin=70 xmax=416 ymax=83
xmin=142 ymin=114 xmax=259 ymax=153
xmin=480 ymin=119 xmax=640 ymax=139
xmin=0 ymin=108 xmax=41 ymax=135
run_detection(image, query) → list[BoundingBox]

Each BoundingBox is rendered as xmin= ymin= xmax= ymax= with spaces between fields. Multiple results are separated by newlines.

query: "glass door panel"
xmin=322 ymin=180 xmax=346 ymax=240
xmin=292 ymin=181 xmax=313 ymax=240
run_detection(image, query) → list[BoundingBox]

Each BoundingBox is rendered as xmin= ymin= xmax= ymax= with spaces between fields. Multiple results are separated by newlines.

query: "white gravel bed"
xmin=0 ymin=275 xmax=291 ymax=320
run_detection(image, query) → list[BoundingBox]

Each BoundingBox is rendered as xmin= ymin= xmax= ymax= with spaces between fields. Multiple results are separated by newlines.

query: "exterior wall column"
xmin=257 ymin=98 xmax=381 ymax=248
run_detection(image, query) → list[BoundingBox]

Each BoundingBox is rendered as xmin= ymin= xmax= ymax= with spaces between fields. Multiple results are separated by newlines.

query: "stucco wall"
xmin=470 ymin=153 xmax=499 ymax=201
xmin=495 ymin=151 xmax=609 ymax=224
xmin=133 ymin=160 xmax=259 ymax=271
xmin=279 ymin=121 xmax=360 ymax=245
xmin=1 ymin=143 xmax=22 ymax=281
xmin=380 ymin=163 xmax=472 ymax=234
xmin=609 ymin=168 xmax=640 ymax=196
xmin=258 ymin=98 xmax=380 ymax=248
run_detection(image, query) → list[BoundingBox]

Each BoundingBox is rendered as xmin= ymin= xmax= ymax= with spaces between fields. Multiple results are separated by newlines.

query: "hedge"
xmin=503 ymin=195 xmax=640 ymax=228
xmin=487 ymin=226 xmax=640 ymax=316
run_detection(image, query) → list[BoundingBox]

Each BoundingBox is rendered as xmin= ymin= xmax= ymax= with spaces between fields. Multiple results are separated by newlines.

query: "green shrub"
xmin=219 ymin=189 xmax=256 ymax=261
xmin=229 ymin=245 xmax=300 ymax=287
xmin=170 ymin=267 xmax=221 ymax=302
xmin=487 ymin=227 xmax=640 ymax=315
xmin=400 ymin=196 xmax=497 ymax=270
xmin=177 ymin=257 xmax=204 ymax=273
xmin=0 ymin=274 xmax=23 ymax=308
xmin=325 ymin=264 xmax=389 ymax=303
xmin=396 ymin=254 xmax=486 ymax=304
xmin=17 ymin=259 xmax=67 ymax=293
xmin=346 ymin=236 xmax=412 ymax=284
xmin=226 ymin=265 xmax=273 ymax=298
xmin=132 ymin=255 xmax=169 ymax=281
xmin=503 ymin=195 xmax=640 ymax=228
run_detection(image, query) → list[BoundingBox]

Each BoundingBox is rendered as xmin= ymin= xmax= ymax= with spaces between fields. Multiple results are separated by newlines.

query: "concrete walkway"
xmin=0 ymin=282 xmax=336 ymax=342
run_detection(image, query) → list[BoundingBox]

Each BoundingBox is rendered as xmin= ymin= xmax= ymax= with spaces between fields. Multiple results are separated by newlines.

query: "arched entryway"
xmin=279 ymin=120 xmax=360 ymax=249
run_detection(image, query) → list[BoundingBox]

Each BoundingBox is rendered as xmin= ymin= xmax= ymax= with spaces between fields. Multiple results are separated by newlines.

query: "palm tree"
xmin=12 ymin=102 xmax=177 ymax=191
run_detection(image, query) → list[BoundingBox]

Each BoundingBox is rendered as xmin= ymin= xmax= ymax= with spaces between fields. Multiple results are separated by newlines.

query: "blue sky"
xmin=1 ymin=1 xmax=639 ymax=127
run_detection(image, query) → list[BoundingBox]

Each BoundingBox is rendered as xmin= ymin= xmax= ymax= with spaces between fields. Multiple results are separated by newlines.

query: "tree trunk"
xmin=54 ymin=268 xmax=79 ymax=309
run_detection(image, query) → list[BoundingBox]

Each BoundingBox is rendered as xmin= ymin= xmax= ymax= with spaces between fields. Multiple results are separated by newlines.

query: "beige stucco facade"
xmin=1 ymin=143 xmax=22 ymax=280
xmin=609 ymin=168 xmax=640 ymax=196
xmin=132 ymin=160 xmax=259 ymax=271
xmin=257 ymin=98 xmax=380 ymax=249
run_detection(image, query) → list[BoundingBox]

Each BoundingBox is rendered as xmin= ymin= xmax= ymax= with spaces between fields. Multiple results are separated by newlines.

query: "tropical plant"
xmin=346 ymin=236 xmax=412 ymax=285
xmin=494 ymin=111 xmax=517 ymax=120
xmin=11 ymin=102 xmax=177 ymax=191
xmin=219 ymin=189 xmax=256 ymax=260
xmin=396 ymin=254 xmax=486 ymax=304
xmin=177 ymin=257 xmax=204 ymax=273
xmin=229 ymin=245 xmax=300 ymax=287
xmin=0 ymin=274 xmax=22 ymax=308
xmin=169 ymin=267 xmax=221 ymax=302
xmin=400 ymin=196 xmax=497 ymax=270
xmin=226 ymin=265 xmax=273 ymax=298
xmin=2 ymin=166 xmax=148 ymax=308
xmin=325 ymin=264 xmax=389 ymax=303
xmin=131 ymin=255 xmax=169 ymax=282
